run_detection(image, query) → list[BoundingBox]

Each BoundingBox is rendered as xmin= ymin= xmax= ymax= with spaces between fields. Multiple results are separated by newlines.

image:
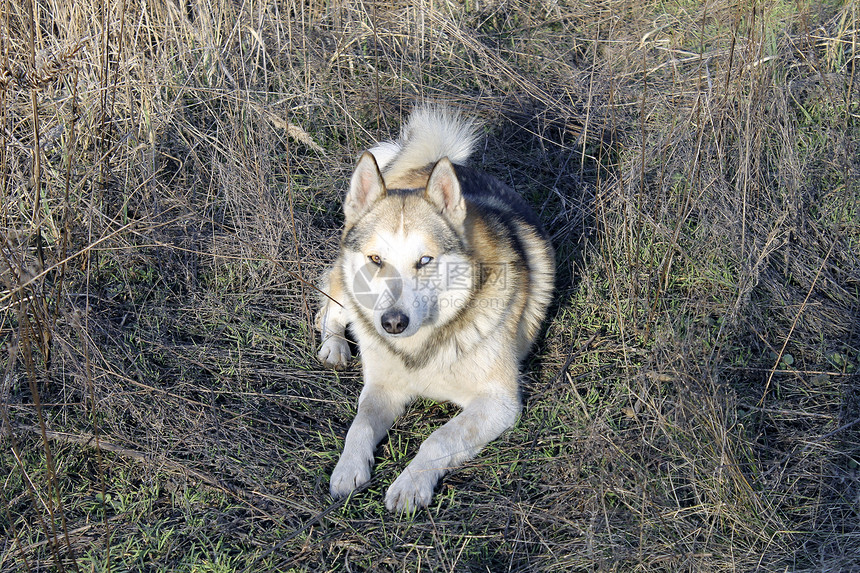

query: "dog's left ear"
xmin=425 ymin=158 xmax=466 ymax=228
xmin=344 ymin=152 xmax=387 ymax=227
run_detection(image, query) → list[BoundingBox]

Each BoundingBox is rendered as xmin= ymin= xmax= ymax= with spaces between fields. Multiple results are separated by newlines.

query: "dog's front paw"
xmin=385 ymin=468 xmax=435 ymax=513
xmin=330 ymin=455 xmax=371 ymax=499
xmin=318 ymin=337 xmax=350 ymax=369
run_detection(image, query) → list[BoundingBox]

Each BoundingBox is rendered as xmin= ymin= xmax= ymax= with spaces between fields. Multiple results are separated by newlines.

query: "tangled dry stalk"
xmin=2 ymin=1 xmax=858 ymax=571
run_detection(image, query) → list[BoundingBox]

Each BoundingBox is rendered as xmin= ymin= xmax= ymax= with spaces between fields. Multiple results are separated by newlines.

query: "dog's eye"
xmin=368 ymin=254 xmax=382 ymax=266
xmin=417 ymin=256 xmax=434 ymax=268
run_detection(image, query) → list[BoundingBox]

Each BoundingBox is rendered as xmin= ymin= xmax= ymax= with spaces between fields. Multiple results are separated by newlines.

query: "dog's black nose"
xmin=381 ymin=310 xmax=409 ymax=334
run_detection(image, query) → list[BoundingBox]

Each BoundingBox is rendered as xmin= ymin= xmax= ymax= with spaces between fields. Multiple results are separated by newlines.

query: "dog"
xmin=315 ymin=104 xmax=555 ymax=512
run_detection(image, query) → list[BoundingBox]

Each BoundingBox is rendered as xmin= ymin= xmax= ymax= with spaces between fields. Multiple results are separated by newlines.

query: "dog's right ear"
xmin=344 ymin=152 xmax=386 ymax=226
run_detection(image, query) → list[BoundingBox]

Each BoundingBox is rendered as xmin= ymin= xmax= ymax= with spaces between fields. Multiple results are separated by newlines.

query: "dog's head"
xmin=340 ymin=152 xmax=473 ymax=339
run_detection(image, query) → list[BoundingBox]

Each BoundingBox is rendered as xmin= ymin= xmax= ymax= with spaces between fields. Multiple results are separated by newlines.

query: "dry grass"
xmin=2 ymin=0 xmax=858 ymax=571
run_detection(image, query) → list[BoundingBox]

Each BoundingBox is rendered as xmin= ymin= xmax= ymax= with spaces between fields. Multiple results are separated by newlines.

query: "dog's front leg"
xmin=330 ymin=384 xmax=408 ymax=499
xmin=315 ymin=266 xmax=351 ymax=368
xmin=385 ymin=393 xmax=520 ymax=513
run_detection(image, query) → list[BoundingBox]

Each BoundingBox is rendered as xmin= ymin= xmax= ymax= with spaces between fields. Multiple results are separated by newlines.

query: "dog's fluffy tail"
xmin=369 ymin=105 xmax=480 ymax=176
